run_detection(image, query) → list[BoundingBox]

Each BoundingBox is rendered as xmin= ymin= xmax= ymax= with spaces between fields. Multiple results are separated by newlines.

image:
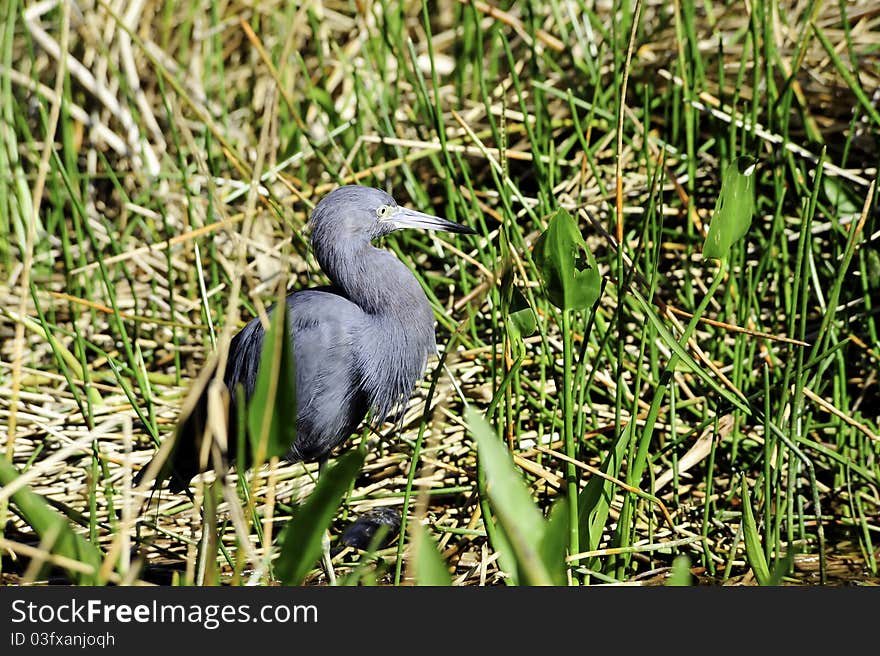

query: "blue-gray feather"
xmin=137 ymin=185 xmax=471 ymax=493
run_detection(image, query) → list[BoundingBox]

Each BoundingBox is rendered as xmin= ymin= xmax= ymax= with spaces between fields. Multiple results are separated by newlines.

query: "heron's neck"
xmin=333 ymin=243 xmax=437 ymax=424
xmin=318 ymin=241 xmax=430 ymax=318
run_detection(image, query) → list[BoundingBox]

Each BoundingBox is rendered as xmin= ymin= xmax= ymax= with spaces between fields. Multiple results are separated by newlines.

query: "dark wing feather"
xmin=136 ymin=287 xmax=370 ymax=492
xmin=281 ymin=289 xmax=369 ymax=461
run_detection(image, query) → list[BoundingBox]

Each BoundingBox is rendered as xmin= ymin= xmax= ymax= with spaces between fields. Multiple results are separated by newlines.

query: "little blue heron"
xmin=136 ymin=185 xmax=474 ymax=501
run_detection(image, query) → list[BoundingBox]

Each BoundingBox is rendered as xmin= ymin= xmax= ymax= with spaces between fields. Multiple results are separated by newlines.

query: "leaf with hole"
xmin=534 ymin=208 xmax=601 ymax=311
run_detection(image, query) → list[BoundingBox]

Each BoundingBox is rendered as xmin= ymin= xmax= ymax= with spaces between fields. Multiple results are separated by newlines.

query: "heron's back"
xmin=142 ymin=279 xmax=434 ymax=491
xmin=225 ymin=288 xmax=370 ymax=463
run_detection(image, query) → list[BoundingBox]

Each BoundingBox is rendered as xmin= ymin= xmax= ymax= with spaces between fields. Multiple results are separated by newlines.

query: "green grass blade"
xmin=740 ymin=474 xmax=772 ymax=585
xmin=247 ymin=292 xmax=297 ymax=464
xmin=629 ymin=289 xmax=751 ymax=414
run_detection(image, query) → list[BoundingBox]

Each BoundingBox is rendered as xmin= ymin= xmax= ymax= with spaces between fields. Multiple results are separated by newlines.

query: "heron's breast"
xmin=355 ymin=305 xmax=436 ymax=421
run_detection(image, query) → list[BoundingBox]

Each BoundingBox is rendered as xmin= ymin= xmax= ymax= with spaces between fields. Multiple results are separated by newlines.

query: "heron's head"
xmin=308 ymin=185 xmax=475 ymax=251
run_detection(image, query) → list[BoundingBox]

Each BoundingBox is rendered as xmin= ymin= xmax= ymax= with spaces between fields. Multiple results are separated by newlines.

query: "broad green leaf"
xmin=666 ymin=555 xmax=693 ymax=586
xmin=822 ymin=176 xmax=860 ymax=215
xmin=539 ymin=497 xmax=570 ymax=586
xmin=476 ymin=450 xmax=521 ymax=586
xmin=578 ymin=421 xmax=631 ymax=551
xmin=703 ymin=157 xmax=757 ymax=261
xmin=500 ymin=231 xmax=536 ymax=342
xmin=740 ymin=474 xmax=772 ymax=586
xmin=866 ymin=249 xmax=880 ymax=289
xmin=534 ymin=208 xmax=601 ymax=311
xmin=768 ymin=551 xmax=795 ymax=586
xmin=412 ymin=523 xmax=452 ymax=586
xmin=487 ymin=521 xmax=520 ymax=586
xmin=466 ymin=406 xmax=553 ymax=585
xmin=0 ymin=460 xmax=103 ymax=584
xmin=275 ymin=449 xmax=365 ymax=585
xmin=248 ymin=294 xmax=297 ymax=464
xmin=508 ymin=284 xmax=537 ymax=340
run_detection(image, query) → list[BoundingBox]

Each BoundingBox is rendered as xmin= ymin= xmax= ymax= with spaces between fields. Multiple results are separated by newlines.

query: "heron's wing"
xmin=225 ymin=288 xmax=369 ymax=462
xmin=137 ymin=288 xmax=369 ymax=493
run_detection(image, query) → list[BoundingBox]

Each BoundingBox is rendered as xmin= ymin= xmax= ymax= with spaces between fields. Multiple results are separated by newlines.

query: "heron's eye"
xmin=376 ymin=205 xmax=392 ymax=219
